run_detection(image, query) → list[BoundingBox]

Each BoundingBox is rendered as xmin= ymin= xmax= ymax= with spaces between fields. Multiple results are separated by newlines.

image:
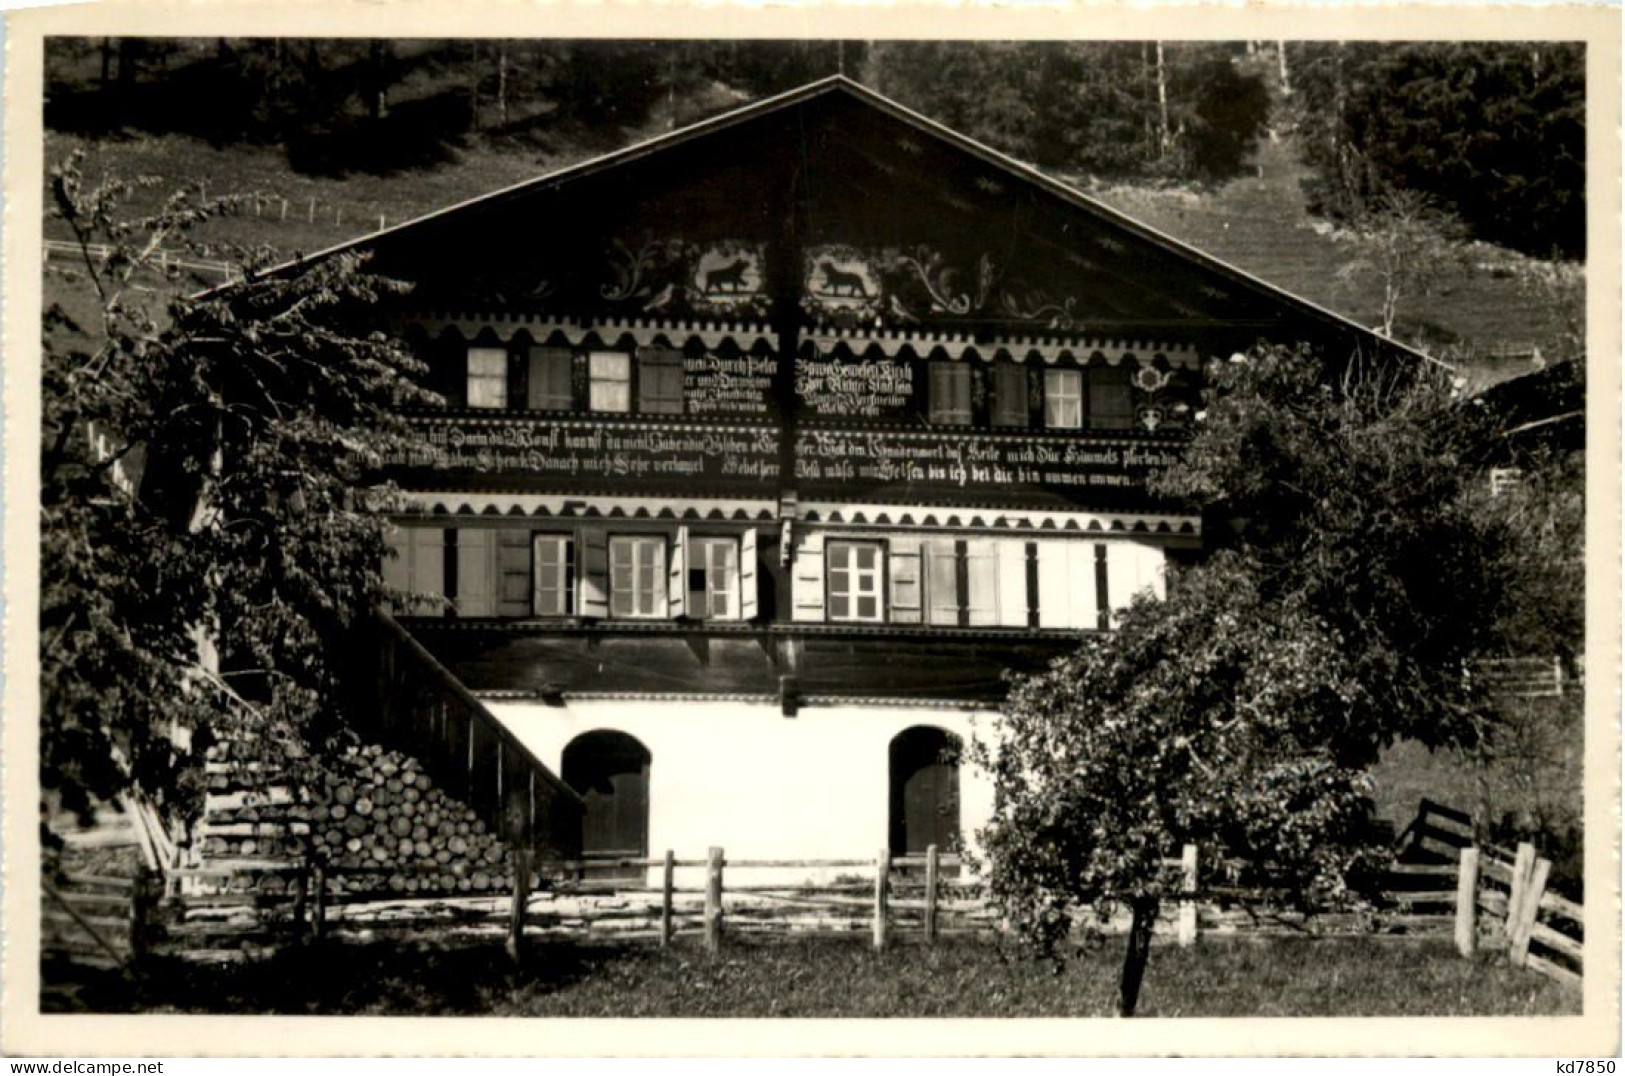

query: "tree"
xmin=1332 ymin=188 xmax=1467 ymax=337
xmin=980 ymin=342 xmax=1554 ymax=1013
xmin=1290 ymin=42 xmax=1584 ymax=259
xmin=41 ymin=153 xmax=433 ymax=829
xmin=979 ymin=553 xmax=1386 ymax=1016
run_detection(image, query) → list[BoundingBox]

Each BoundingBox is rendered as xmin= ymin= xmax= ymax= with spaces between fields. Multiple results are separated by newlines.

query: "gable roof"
xmin=212 ymin=75 xmax=1434 ymax=365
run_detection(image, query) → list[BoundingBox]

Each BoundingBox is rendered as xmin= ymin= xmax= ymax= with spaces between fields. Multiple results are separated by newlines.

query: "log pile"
xmin=199 ymin=741 xmax=513 ymax=898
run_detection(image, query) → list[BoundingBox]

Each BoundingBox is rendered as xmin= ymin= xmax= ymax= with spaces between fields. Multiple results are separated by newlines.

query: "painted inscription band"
xmin=396 ymin=419 xmax=782 ymax=481
xmin=794 ymin=430 xmax=1181 ymax=493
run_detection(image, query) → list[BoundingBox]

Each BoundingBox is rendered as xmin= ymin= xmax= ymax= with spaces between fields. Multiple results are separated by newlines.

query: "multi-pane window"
xmin=1044 ymin=369 xmax=1083 ymax=429
xmin=589 ymin=351 xmax=632 ymax=413
xmin=466 ymin=347 xmax=509 ymax=409
xmin=928 ymin=363 xmax=973 ymax=425
xmin=532 ymin=535 xmax=575 ymax=616
xmin=638 ymin=349 xmax=685 ymax=415
xmin=1088 ymin=365 xmax=1136 ymax=429
xmin=609 ymin=535 xmax=667 ymax=618
xmin=687 ymin=536 xmax=739 ymax=620
xmin=827 ymin=541 xmax=884 ymax=623
xmin=992 ymin=363 xmax=1029 ymax=427
xmin=527 ymin=348 xmax=574 ymax=411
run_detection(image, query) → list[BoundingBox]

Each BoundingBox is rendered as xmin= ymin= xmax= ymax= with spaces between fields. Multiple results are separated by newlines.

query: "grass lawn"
xmin=46 ymin=935 xmax=1577 ymax=1018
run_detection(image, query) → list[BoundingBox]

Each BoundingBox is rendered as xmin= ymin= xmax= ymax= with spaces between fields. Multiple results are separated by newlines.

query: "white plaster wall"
xmin=486 ymin=698 xmax=998 ymax=886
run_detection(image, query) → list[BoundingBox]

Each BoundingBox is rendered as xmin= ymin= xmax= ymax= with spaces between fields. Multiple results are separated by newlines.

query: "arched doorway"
xmin=562 ymin=730 xmax=650 ymax=878
xmin=889 ymin=726 xmax=962 ymax=859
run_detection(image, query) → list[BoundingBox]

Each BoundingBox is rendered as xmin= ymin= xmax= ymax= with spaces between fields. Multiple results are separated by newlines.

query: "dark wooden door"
xmin=562 ymin=731 xmax=650 ymax=878
xmin=889 ymin=727 xmax=961 ymax=858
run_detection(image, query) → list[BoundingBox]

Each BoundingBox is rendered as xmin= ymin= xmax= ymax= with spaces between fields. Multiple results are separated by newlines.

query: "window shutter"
xmin=1088 ymin=365 xmax=1136 ymax=429
xmin=965 ymin=539 xmax=999 ymax=626
xmin=924 ymin=539 xmax=960 ymax=626
xmin=667 ymin=525 xmax=689 ymax=619
xmin=993 ymin=364 xmax=1028 ymax=427
xmin=454 ymin=529 xmax=497 ymax=617
xmin=1068 ymin=542 xmax=1097 ymax=628
xmin=496 ymin=529 xmax=532 ymax=617
xmin=791 ymin=532 xmax=826 ymax=622
xmin=739 ymin=527 xmax=759 ymax=620
xmin=409 ymin=527 xmax=446 ymax=614
xmin=638 ymin=348 xmax=685 ymax=414
xmin=527 ymin=348 xmax=574 ymax=411
xmin=888 ymin=536 xmax=923 ymax=624
xmin=579 ymin=529 xmax=609 ymax=618
xmin=929 ymin=364 xmax=971 ymax=425
xmin=994 ymin=540 xmax=1027 ymax=626
xmin=1036 ymin=540 xmax=1094 ymax=629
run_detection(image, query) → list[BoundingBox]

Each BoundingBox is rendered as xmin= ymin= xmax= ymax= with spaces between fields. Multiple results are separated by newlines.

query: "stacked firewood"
xmin=201 ymin=741 xmax=513 ymax=896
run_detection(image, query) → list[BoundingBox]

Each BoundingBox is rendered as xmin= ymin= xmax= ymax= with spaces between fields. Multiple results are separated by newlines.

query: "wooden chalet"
xmin=262 ymin=76 xmax=1415 ymax=875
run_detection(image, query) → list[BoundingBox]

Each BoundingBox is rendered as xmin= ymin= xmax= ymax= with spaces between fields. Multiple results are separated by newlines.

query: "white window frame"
xmin=466 ymin=347 xmax=509 ymax=409
xmin=827 ymin=540 xmax=885 ymax=623
xmin=589 ymin=351 xmax=632 ymax=413
xmin=532 ymin=534 xmax=575 ymax=616
xmin=609 ymin=534 xmax=668 ymax=619
xmin=688 ymin=536 xmax=740 ymax=620
xmin=1044 ymin=369 xmax=1083 ymax=429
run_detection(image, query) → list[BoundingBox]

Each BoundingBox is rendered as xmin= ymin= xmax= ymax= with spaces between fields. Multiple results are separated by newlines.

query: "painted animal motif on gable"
xmin=818 ymin=261 xmax=869 ymax=297
xmin=802 ymin=246 xmax=884 ymax=325
xmin=690 ymin=243 xmax=769 ymax=317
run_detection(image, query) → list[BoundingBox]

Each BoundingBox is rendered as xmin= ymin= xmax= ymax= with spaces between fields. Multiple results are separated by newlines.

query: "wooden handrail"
xmin=373 ymin=609 xmax=582 ymax=809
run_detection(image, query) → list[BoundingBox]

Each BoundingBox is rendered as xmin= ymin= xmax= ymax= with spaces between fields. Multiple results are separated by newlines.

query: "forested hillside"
xmin=44 ymin=38 xmax=1585 ymax=374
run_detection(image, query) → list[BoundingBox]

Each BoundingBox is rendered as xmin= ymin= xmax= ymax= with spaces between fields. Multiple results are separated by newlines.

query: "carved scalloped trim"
xmin=805 ymin=329 xmax=1200 ymax=369
xmin=411 ymin=313 xmax=777 ymax=353
xmin=796 ymin=500 xmax=1200 ymax=536
xmin=392 ymin=490 xmax=779 ymax=521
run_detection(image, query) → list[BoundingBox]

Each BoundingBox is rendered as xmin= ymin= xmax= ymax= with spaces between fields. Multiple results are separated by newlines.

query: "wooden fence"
xmin=42 ymin=869 xmax=158 ymax=971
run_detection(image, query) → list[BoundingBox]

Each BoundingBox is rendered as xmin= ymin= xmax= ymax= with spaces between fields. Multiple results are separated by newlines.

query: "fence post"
xmin=293 ymin=857 xmax=309 ymax=929
xmin=311 ymin=861 xmax=327 ymax=942
xmin=704 ymin=847 xmax=724 ymax=953
xmin=1507 ymin=841 xmax=1536 ymax=939
xmin=924 ymin=844 xmax=939 ymax=946
xmin=661 ymin=850 xmax=675 ymax=948
xmin=1455 ymin=846 xmax=1480 ymax=957
xmin=507 ymin=847 xmax=532 ymax=965
xmin=1177 ymin=843 xmax=1199 ymax=947
xmin=129 ymin=869 xmax=153 ymax=964
xmin=308 ymin=198 xmax=316 ymax=223
xmin=1509 ymin=857 xmax=1551 ymax=967
xmin=280 ymin=198 xmax=289 ymax=222
xmin=873 ymin=848 xmax=891 ymax=951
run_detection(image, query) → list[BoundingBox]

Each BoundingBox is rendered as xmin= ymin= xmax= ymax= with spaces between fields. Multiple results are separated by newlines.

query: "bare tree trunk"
xmin=469 ymin=40 xmax=482 ymax=131
xmin=1117 ymin=897 xmax=1159 ymax=1017
xmin=496 ymin=45 xmax=509 ymax=126
xmin=1277 ymin=41 xmax=1292 ymax=96
xmin=1154 ymin=42 xmax=1171 ymax=160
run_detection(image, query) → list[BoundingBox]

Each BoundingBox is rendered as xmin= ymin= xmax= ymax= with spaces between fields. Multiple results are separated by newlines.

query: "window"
xmin=609 ymin=535 xmax=667 ymax=618
xmin=688 ymin=536 xmax=740 ymax=619
xmin=827 ymin=541 xmax=884 ymax=622
xmin=1088 ymin=365 xmax=1136 ymax=429
xmin=589 ymin=351 xmax=631 ymax=413
xmin=638 ymin=349 xmax=685 ymax=415
xmin=451 ymin=528 xmax=531 ymax=617
xmin=466 ymin=347 xmax=508 ymax=409
xmin=532 ymin=535 xmax=575 ymax=616
xmin=928 ymin=363 xmax=972 ymax=425
xmin=1489 ymin=467 xmax=1523 ymax=498
xmin=528 ymin=348 xmax=574 ymax=411
xmin=1044 ymin=369 xmax=1083 ymax=429
xmin=992 ymin=363 xmax=1028 ymax=427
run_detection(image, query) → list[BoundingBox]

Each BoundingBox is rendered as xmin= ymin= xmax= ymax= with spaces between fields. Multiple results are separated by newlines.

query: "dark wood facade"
xmin=304 ymin=77 xmax=1406 ymax=705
